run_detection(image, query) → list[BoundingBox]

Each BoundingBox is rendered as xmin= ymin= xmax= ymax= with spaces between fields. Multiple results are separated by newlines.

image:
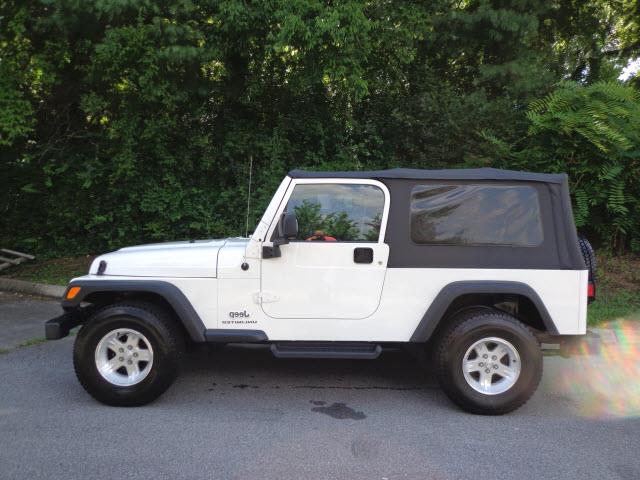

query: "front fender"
xmin=60 ymin=279 xmax=206 ymax=342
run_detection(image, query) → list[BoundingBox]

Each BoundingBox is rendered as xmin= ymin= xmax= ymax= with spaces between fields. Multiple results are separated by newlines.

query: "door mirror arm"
xmin=273 ymin=237 xmax=288 ymax=247
xmin=262 ymin=244 xmax=281 ymax=258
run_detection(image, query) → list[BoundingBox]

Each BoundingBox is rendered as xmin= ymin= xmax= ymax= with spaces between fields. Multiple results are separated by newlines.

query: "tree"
xmin=478 ymin=81 xmax=640 ymax=250
xmin=1 ymin=0 xmax=638 ymax=253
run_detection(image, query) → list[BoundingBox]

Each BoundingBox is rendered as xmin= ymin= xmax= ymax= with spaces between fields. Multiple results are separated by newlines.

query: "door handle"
xmin=353 ymin=247 xmax=374 ymax=264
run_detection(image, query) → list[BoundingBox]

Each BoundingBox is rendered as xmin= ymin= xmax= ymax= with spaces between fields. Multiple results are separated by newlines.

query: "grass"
xmin=17 ymin=337 xmax=47 ymax=348
xmin=0 ymin=328 xmax=79 ymax=356
xmin=587 ymin=252 xmax=640 ymax=326
xmin=0 ymin=337 xmax=47 ymax=356
xmin=588 ymin=290 xmax=640 ymax=325
xmin=0 ymin=251 xmax=639 ymax=326
xmin=0 ymin=255 xmax=94 ymax=286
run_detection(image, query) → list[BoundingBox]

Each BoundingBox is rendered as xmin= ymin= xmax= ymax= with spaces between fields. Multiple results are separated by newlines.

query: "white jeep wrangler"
xmin=46 ymin=168 xmax=598 ymax=414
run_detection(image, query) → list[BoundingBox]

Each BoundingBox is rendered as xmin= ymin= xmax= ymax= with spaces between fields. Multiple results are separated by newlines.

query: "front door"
xmin=260 ymin=180 xmax=390 ymax=319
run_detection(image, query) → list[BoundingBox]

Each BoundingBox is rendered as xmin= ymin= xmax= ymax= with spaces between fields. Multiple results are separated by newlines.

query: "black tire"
xmin=73 ymin=301 xmax=184 ymax=406
xmin=577 ymin=234 xmax=597 ymax=283
xmin=434 ymin=309 xmax=542 ymax=415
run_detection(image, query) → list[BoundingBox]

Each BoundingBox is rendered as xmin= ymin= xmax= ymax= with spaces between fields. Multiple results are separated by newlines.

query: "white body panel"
xmin=76 ymin=175 xmax=588 ymax=341
xmin=72 ymin=275 xmax=220 ymax=329
xmin=89 ymin=240 xmax=225 ymax=278
xmin=73 ymin=267 xmax=587 ymax=338
xmin=220 ymin=267 xmax=586 ymax=340
xmin=261 ymin=241 xmax=389 ymax=319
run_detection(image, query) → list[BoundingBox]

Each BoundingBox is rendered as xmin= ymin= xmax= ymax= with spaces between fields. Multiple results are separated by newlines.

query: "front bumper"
xmin=538 ymin=330 xmax=602 ymax=357
xmin=45 ymin=308 xmax=91 ymax=340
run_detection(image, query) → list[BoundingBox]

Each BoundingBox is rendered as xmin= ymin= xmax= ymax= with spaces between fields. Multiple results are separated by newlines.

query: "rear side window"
xmin=410 ymin=184 xmax=543 ymax=246
xmin=286 ymin=184 xmax=385 ymax=241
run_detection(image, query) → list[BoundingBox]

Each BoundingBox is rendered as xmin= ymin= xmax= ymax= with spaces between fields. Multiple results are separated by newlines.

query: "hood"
xmin=88 ymin=239 xmax=237 ymax=278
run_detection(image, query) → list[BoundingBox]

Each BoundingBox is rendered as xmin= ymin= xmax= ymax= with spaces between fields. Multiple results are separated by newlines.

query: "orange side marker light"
xmin=66 ymin=286 xmax=81 ymax=300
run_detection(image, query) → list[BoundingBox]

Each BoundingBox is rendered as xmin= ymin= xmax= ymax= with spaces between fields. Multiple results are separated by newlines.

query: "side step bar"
xmin=271 ymin=342 xmax=382 ymax=359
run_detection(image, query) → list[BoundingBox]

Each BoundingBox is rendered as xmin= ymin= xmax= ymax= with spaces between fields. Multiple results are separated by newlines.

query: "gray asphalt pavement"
xmin=0 ymin=292 xmax=61 ymax=350
xmin=0 ymin=296 xmax=639 ymax=480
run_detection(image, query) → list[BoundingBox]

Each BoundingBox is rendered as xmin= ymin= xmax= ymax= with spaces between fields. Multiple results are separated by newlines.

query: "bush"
xmin=480 ymin=82 xmax=640 ymax=251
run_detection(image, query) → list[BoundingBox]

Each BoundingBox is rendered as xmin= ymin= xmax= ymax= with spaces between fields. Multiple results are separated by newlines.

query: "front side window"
xmin=285 ymin=184 xmax=385 ymax=242
xmin=410 ymin=184 xmax=543 ymax=246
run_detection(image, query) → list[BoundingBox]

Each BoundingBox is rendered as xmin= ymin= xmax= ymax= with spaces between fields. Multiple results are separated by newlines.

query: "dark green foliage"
xmin=478 ymin=81 xmax=640 ymax=250
xmin=1 ymin=0 xmax=639 ymax=254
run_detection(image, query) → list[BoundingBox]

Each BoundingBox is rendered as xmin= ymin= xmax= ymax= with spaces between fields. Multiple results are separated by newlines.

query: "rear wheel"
xmin=435 ymin=309 xmax=542 ymax=415
xmin=73 ymin=301 xmax=183 ymax=406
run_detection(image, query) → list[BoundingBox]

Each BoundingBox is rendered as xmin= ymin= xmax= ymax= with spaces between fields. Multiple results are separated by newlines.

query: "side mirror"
xmin=278 ymin=212 xmax=299 ymax=240
xmin=263 ymin=212 xmax=298 ymax=259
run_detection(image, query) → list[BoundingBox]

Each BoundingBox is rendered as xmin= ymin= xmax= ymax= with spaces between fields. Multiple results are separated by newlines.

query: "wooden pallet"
xmin=0 ymin=249 xmax=35 ymax=271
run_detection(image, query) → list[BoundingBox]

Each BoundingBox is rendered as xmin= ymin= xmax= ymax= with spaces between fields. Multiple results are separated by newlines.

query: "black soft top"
xmin=288 ymin=166 xmax=584 ymax=271
xmin=288 ymin=167 xmax=566 ymax=184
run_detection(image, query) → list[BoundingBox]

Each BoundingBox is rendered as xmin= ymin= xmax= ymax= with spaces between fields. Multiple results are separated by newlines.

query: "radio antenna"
xmin=244 ymin=154 xmax=253 ymax=238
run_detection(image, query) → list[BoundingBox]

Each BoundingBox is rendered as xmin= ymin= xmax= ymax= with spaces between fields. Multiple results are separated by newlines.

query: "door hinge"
xmin=253 ymin=292 xmax=279 ymax=304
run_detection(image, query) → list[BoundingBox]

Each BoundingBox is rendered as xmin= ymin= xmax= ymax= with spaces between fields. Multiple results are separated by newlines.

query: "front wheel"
xmin=73 ymin=301 xmax=183 ymax=406
xmin=435 ymin=309 xmax=542 ymax=415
